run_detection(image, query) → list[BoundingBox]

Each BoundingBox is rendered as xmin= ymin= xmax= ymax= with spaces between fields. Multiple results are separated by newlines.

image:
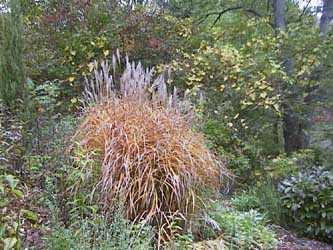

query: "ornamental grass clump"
xmin=74 ymin=53 xmax=226 ymax=242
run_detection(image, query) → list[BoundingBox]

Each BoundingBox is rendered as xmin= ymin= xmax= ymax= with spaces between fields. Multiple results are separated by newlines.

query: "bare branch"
xmin=299 ymin=0 xmax=312 ymax=20
xmin=198 ymin=6 xmax=242 ymax=25
xmin=198 ymin=6 xmax=273 ymax=28
xmin=244 ymin=8 xmax=263 ymax=18
xmin=213 ymin=6 xmax=244 ymax=24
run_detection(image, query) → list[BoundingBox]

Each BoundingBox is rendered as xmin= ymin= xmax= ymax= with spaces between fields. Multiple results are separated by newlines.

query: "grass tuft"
xmin=74 ymin=54 xmax=226 ymax=243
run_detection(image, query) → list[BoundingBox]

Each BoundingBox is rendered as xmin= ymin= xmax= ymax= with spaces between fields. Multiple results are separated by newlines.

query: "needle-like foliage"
xmin=74 ymin=53 xmax=226 ymax=243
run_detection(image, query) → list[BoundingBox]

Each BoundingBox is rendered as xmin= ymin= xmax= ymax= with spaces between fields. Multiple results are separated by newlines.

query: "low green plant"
xmin=278 ymin=166 xmax=333 ymax=242
xmin=18 ymin=114 xmax=77 ymax=220
xmin=164 ymin=232 xmax=194 ymax=250
xmin=0 ymin=174 xmax=23 ymax=250
xmin=254 ymin=181 xmax=283 ymax=224
xmin=46 ymin=213 xmax=153 ymax=250
xmin=231 ymin=180 xmax=283 ymax=224
xmin=199 ymin=199 xmax=278 ymax=250
xmin=26 ymin=79 xmax=63 ymax=113
xmin=231 ymin=190 xmax=260 ymax=212
xmin=0 ymin=174 xmax=38 ymax=250
xmin=209 ymin=208 xmax=278 ymax=250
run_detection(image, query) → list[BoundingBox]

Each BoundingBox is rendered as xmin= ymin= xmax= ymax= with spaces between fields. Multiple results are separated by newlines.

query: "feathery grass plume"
xmin=75 ymin=53 xmax=226 ymax=244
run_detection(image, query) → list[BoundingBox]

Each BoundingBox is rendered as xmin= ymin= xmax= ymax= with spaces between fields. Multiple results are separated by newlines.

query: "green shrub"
xmin=231 ymin=181 xmax=283 ymax=224
xmin=0 ymin=174 xmax=24 ymax=250
xmin=265 ymin=149 xmax=321 ymax=182
xmin=278 ymin=166 xmax=333 ymax=242
xmin=231 ymin=189 xmax=260 ymax=212
xmin=206 ymin=207 xmax=278 ymax=250
xmin=164 ymin=232 xmax=194 ymax=250
xmin=203 ymin=118 xmax=262 ymax=181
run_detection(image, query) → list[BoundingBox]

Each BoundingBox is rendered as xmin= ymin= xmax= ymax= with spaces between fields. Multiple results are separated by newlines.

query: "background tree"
xmin=320 ymin=0 xmax=333 ymax=37
xmin=0 ymin=0 xmax=25 ymax=108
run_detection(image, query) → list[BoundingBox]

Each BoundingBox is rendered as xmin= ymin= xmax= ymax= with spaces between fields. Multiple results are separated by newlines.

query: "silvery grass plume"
xmin=83 ymin=51 xmax=192 ymax=116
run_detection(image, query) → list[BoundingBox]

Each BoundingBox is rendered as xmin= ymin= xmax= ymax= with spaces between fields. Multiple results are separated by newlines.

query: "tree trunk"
xmin=320 ymin=0 xmax=333 ymax=38
xmin=273 ymin=0 xmax=308 ymax=153
xmin=282 ymin=105 xmax=309 ymax=154
xmin=273 ymin=0 xmax=286 ymax=34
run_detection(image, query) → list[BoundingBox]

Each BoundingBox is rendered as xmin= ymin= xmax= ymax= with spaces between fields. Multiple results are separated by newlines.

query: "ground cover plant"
xmin=46 ymin=213 xmax=153 ymax=250
xmin=199 ymin=200 xmax=278 ymax=250
xmin=231 ymin=181 xmax=283 ymax=224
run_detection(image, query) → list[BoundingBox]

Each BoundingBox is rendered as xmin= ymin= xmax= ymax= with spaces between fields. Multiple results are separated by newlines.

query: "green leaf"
xmin=260 ymin=92 xmax=267 ymax=99
xmin=11 ymin=189 xmax=23 ymax=199
xmin=3 ymin=237 xmax=17 ymax=250
xmin=22 ymin=209 xmax=38 ymax=222
xmin=5 ymin=175 xmax=19 ymax=190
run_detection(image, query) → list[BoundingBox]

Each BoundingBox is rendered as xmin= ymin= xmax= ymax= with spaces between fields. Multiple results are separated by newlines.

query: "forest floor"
xmin=277 ymin=227 xmax=333 ymax=250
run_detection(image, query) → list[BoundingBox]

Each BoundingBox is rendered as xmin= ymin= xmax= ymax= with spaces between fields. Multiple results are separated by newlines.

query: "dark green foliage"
xmin=265 ymin=149 xmax=322 ymax=182
xmin=278 ymin=166 xmax=333 ymax=242
xmin=0 ymin=0 xmax=25 ymax=108
xmin=231 ymin=190 xmax=260 ymax=212
xmin=231 ymin=181 xmax=283 ymax=224
xmin=203 ymin=118 xmax=263 ymax=182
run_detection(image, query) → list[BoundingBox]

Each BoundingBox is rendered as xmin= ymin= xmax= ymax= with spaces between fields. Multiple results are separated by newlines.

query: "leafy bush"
xmin=265 ymin=149 xmax=321 ymax=182
xmin=278 ymin=166 xmax=333 ymax=242
xmin=231 ymin=190 xmax=261 ymax=212
xmin=74 ymin=56 xmax=226 ymax=242
xmin=170 ymin=38 xmax=285 ymax=158
xmin=204 ymin=206 xmax=278 ymax=250
xmin=231 ymin=181 xmax=283 ymax=224
xmin=203 ymin=118 xmax=263 ymax=181
xmin=0 ymin=101 xmax=34 ymax=249
xmin=164 ymin=232 xmax=194 ymax=250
